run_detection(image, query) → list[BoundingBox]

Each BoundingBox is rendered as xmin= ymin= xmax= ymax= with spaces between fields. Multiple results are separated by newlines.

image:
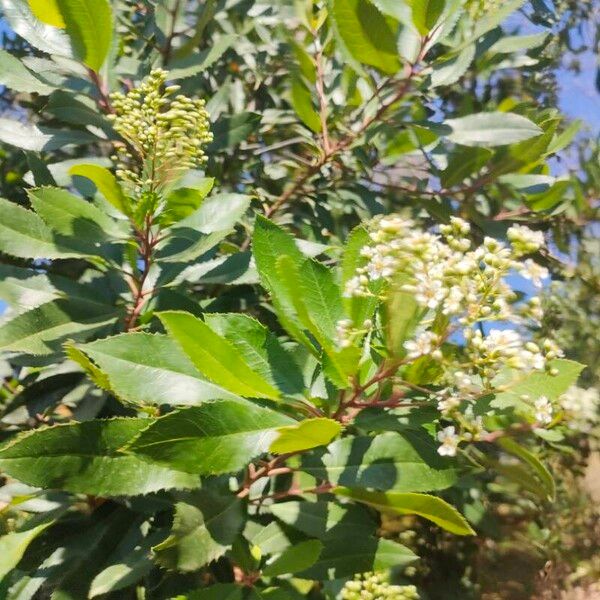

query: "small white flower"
xmin=437 ymin=426 xmax=460 ymax=456
xmin=534 ymin=396 xmax=553 ymax=424
xmin=507 ymin=224 xmax=545 ymax=255
xmin=518 ymin=258 xmax=549 ymax=287
xmin=437 ymin=395 xmax=461 ymax=414
xmin=404 ymin=331 xmax=438 ymax=359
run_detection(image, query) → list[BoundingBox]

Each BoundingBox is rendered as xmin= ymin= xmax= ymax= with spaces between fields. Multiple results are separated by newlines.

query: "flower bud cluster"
xmin=108 ymin=69 xmax=212 ymax=193
xmin=335 ymin=318 xmax=373 ymax=348
xmin=340 ymin=572 xmax=419 ymax=600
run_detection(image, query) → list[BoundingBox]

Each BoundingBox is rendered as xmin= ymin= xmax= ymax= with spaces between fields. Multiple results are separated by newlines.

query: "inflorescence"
xmin=340 ymin=215 xmax=571 ymax=456
xmin=108 ymin=69 xmax=212 ymax=194
xmin=340 ymin=571 xmax=420 ymax=599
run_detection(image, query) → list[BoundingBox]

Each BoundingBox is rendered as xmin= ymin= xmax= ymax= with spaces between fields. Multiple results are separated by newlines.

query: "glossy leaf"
xmin=0 ymin=48 xmax=54 ymax=94
xmin=443 ymin=112 xmax=543 ymax=147
xmin=0 ymin=418 xmax=199 ymax=495
xmin=153 ymin=490 xmax=245 ymax=571
xmin=69 ymin=164 xmax=129 ymax=215
xmin=262 ymin=539 xmax=323 ymax=576
xmin=301 ymin=431 xmax=457 ymax=492
xmin=125 ymin=402 xmax=293 ymax=475
xmin=74 ymin=332 xmax=242 ymax=407
xmin=270 ymin=418 xmax=342 ymax=454
xmin=159 ymin=311 xmax=281 ymax=400
xmin=331 ymin=0 xmax=401 ymax=74
xmin=334 ymin=487 xmax=475 ymax=535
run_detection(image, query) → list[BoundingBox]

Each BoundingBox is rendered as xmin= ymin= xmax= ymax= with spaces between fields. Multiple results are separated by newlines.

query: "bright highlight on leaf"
xmin=270 ymin=418 xmax=342 ymax=454
xmin=28 ymin=0 xmax=65 ymax=27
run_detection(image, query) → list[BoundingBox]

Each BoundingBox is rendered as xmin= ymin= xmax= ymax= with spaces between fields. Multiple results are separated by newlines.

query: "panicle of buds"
xmin=108 ymin=69 xmax=212 ymax=194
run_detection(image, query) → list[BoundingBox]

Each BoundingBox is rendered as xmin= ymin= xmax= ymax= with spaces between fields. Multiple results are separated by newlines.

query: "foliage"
xmin=0 ymin=0 xmax=597 ymax=598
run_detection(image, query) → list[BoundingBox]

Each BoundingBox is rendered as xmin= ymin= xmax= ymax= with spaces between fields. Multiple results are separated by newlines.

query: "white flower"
xmin=437 ymin=426 xmax=460 ymax=456
xmin=560 ymin=386 xmax=600 ymax=432
xmin=343 ymin=276 xmax=364 ymax=297
xmin=437 ymin=394 xmax=461 ymax=414
xmin=534 ymin=396 xmax=553 ymax=424
xmin=404 ymin=331 xmax=438 ymax=359
xmin=507 ymin=224 xmax=545 ymax=255
xmin=518 ymin=258 xmax=549 ymax=287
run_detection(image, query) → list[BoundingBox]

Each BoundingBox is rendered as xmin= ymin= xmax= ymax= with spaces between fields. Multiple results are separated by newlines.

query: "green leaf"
xmin=208 ymin=112 xmax=261 ymax=152
xmin=69 ymin=164 xmax=129 ymax=215
xmin=491 ymin=359 xmax=585 ymax=410
xmin=498 ymin=438 xmax=555 ymax=501
xmin=0 ymin=118 xmax=96 ymax=151
xmin=0 ymin=197 xmax=90 ymax=259
xmin=46 ymin=90 xmax=110 ymax=128
xmin=430 ymin=44 xmax=475 ymax=88
xmin=440 ymin=146 xmax=493 ymax=188
xmin=157 ymin=193 xmax=251 ymax=263
xmin=160 ymin=178 xmax=215 ymax=227
xmin=28 ymin=0 xmax=65 ymax=26
xmin=125 ymin=402 xmax=293 ymax=475
xmin=0 ymin=48 xmax=54 ymax=94
xmin=297 ymin=536 xmax=417 ymax=579
xmin=0 ymin=298 xmax=121 ymax=355
xmin=301 ymin=431 xmax=456 ymax=492
xmin=0 ymin=418 xmax=199 ymax=495
xmin=442 ymin=112 xmax=543 ymax=147
xmin=4 ymin=0 xmax=73 ymax=57
xmin=27 ymin=186 xmax=124 ymax=241
xmin=334 ymin=488 xmax=475 ymax=535
xmin=0 ymin=523 xmax=51 ymax=581
xmin=74 ymin=333 xmax=243 ymax=407
xmin=407 ymin=0 xmax=445 ymax=35
xmin=384 ymin=283 xmax=422 ymax=357
xmin=52 ymin=0 xmax=113 ymax=72
xmin=270 ymin=501 xmax=377 ymax=539
xmin=88 ymin=527 xmax=161 ymax=597
xmin=488 ymin=32 xmax=548 ymax=54
xmin=169 ymin=34 xmax=237 ymax=80
xmin=262 ymin=539 xmax=323 ymax=577
xmin=159 ymin=311 xmax=281 ymax=400
xmin=153 ymin=490 xmax=245 ymax=571
xmin=290 ymin=76 xmax=321 ymax=132
xmin=331 ymin=0 xmax=401 ymax=74
xmin=270 ymin=418 xmax=342 ymax=454
xmin=204 ymin=313 xmax=305 ymax=397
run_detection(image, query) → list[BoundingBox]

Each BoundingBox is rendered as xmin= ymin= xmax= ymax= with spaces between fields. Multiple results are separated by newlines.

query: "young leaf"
xmin=50 ymin=0 xmax=113 ymax=72
xmin=0 ymin=418 xmax=199 ymax=495
xmin=442 ymin=112 xmax=543 ymax=147
xmin=125 ymin=402 xmax=294 ymax=475
xmin=290 ymin=76 xmax=321 ymax=132
xmin=69 ymin=164 xmax=129 ymax=215
xmin=160 ymin=178 xmax=215 ymax=227
xmin=301 ymin=431 xmax=457 ymax=492
xmin=74 ymin=333 xmax=243 ymax=407
xmin=159 ymin=311 xmax=281 ymax=400
xmin=333 ymin=487 xmax=475 ymax=535
xmin=28 ymin=0 xmax=65 ymax=27
xmin=407 ymin=0 xmax=445 ymax=35
xmin=153 ymin=490 xmax=245 ymax=572
xmin=270 ymin=418 xmax=342 ymax=454
xmin=331 ymin=0 xmax=401 ymax=74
